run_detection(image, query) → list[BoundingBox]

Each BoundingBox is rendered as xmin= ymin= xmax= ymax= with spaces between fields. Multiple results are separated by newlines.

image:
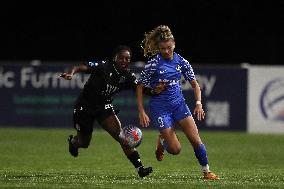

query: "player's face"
xmin=158 ymin=39 xmax=175 ymax=60
xmin=114 ymin=50 xmax=131 ymax=70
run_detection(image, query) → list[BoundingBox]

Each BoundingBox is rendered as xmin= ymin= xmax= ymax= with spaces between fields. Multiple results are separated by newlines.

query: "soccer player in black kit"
xmin=60 ymin=45 xmax=166 ymax=178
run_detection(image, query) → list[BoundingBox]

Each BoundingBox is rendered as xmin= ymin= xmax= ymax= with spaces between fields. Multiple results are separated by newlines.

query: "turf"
xmin=0 ymin=127 xmax=283 ymax=188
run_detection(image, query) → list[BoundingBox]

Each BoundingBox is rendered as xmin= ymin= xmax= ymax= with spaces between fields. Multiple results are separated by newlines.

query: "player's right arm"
xmin=136 ymin=83 xmax=150 ymax=127
xmin=59 ymin=61 xmax=103 ymax=80
xmin=136 ymin=59 xmax=157 ymax=127
xmin=59 ymin=64 xmax=89 ymax=80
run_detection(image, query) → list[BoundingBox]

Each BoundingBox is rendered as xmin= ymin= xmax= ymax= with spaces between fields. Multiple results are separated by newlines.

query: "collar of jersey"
xmin=112 ymin=63 xmax=121 ymax=75
xmin=158 ymin=52 xmax=176 ymax=62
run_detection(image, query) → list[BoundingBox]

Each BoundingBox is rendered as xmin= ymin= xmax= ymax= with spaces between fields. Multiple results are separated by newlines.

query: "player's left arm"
xmin=190 ymin=79 xmax=205 ymax=121
xmin=142 ymin=82 xmax=168 ymax=96
xmin=127 ymin=73 xmax=167 ymax=96
xmin=180 ymin=58 xmax=205 ymax=120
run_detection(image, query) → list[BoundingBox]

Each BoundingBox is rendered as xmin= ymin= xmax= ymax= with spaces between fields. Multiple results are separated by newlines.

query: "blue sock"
xmin=194 ymin=143 xmax=209 ymax=166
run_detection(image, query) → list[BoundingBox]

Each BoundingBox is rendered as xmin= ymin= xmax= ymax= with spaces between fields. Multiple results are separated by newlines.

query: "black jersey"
xmin=75 ymin=60 xmax=138 ymax=109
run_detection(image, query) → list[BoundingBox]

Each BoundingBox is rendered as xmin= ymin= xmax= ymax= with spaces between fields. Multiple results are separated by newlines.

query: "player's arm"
xmin=142 ymin=82 xmax=168 ymax=96
xmin=136 ymin=84 xmax=150 ymax=127
xmin=143 ymin=86 xmax=156 ymax=96
xmin=190 ymin=79 xmax=205 ymax=121
xmin=59 ymin=61 xmax=103 ymax=80
xmin=128 ymin=73 xmax=167 ymax=96
xmin=59 ymin=63 xmax=89 ymax=80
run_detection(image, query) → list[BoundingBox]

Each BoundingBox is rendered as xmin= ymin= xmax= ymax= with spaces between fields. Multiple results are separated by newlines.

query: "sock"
xmin=194 ymin=143 xmax=209 ymax=171
xmin=127 ymin=151 xmax=143 ymax=171
xmin=160 ymin=137 xmax=168 ymax=151
xmin=202 ymin=164 xmax=210 ymax=173
xmin=71 ymin=137 xmax=76 ymax=144
xmin=71 ymin=136 xmax=80 ymax=148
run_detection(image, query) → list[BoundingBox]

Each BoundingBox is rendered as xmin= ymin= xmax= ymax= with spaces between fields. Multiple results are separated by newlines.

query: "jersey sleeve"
xmin=138 ymin=58 xmax=157 ymax=86
xmin=83 ymin=60 xmax=106 ymax=73
xmin=122 ymin=72 xmax=139 ymax=90
xmin=181 ymin=58 xmax=196 ymax=81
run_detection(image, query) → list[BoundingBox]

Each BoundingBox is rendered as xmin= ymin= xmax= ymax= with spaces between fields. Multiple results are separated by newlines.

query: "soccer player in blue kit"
xmin=136 ymin=25 xmax=219 ymax=180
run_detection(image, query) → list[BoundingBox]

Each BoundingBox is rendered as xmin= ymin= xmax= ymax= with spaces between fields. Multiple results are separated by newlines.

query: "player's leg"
xmin=172 ymin=100 xmax=219 ymax=179
xmin=69 ymin=131 xmax=92 ymax=148
xmin=159 ymin=127 xmax=181 ymax=155
xmin=173 ymin=101 xmax=207 ymax=167
xmin=177 ymin=116 xmax=219 ymax=180
xmin=98 ymin=112 xmax=152 ymax=178
xmin=68 ymin=107 xmax=95 ymax=157
xmin=150 ymin=110 xmax=181 ymax=160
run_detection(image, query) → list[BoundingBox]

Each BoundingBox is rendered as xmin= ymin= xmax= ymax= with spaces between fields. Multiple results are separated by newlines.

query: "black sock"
xmin=127 ymin=151 xmax=143 ymax=169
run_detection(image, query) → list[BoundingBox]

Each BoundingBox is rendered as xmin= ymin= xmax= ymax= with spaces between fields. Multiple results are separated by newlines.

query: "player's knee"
xmin=168 ymin=146 xmax=181 ymax=155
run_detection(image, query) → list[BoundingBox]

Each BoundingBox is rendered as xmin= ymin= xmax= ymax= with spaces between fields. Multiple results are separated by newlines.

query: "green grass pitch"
xmin=0 ymin=127 xmax=284 ymax=188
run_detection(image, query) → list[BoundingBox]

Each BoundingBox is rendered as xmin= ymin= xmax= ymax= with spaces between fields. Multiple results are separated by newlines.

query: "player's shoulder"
xmin=148 ymin=54 xmax=160 ymax=62
xmin=122 ymin=69 xmax=136 ymax=79
xmin=85 ymin=59 xmax=110 ymax=69
xmin=174 ymin=52 xmax=191 ymax=65
xmin=174 ymin=52 xmax=188 ymax=62
xmin=145 ymin=54 xmax=159 ymax=68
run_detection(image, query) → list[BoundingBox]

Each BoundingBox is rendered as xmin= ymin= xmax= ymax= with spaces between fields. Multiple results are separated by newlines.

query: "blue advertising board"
xmin=0 ymin=63 xmax=87 ymax=127
xmin=0 ymin=63 xmax=247 ymax=131
xmin=184 ymin=66 xmax=247 ymax=131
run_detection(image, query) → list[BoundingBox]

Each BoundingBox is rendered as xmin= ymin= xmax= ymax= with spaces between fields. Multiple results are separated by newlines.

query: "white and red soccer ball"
xmin=119 ymin=125 xmax=142 ymax=148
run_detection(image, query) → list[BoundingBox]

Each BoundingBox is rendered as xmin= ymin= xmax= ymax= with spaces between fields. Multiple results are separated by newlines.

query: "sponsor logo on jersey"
xmin=102 ymin=84 xmax=119 ymax=96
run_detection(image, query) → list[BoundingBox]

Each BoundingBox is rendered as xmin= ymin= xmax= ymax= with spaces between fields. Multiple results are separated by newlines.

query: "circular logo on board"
xmin=259 ymin=78 xmax=284 ymax=121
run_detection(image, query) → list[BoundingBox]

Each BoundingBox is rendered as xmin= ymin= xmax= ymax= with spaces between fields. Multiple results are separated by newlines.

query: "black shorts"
xmin=73 ymin=104 xmax=115 ymax=134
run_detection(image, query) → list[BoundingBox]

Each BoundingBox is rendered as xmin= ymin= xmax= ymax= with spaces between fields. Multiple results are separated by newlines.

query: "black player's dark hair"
xmin=112 ymin=45 xmax=132 ymax=58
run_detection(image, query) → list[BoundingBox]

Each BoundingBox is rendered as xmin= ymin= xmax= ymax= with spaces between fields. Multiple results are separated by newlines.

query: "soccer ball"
xmin=119 ymin=125 xmax=142 ymax=148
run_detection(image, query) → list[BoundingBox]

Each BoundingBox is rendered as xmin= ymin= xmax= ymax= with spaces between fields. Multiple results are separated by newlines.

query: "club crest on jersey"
xmin=176 ymin=65 xmax=182 ymax=72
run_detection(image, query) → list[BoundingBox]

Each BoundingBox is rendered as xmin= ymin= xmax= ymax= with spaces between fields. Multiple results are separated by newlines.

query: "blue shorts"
xmin=149 ymin=100 xmax=192 ymax=131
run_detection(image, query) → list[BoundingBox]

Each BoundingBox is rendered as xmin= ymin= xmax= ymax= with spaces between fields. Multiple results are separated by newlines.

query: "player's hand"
xmin=59 ymin=72 xmax=73 ymax=80
xmin=193 ymin=104 xmax=205 ymax=121
xmin=139 ymin=111 xmax=150 ymax=127
xmin=152 ymin=81 xmax=168 ymax=94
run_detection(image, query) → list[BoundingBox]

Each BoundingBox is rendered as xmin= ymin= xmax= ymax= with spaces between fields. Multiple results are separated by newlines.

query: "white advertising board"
xmin=248 ymin=66 xmax=284 ymax=133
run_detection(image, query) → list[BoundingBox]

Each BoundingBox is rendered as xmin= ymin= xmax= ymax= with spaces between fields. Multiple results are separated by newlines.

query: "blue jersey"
xmin=139 ymin=52 xmax=196 ymax=106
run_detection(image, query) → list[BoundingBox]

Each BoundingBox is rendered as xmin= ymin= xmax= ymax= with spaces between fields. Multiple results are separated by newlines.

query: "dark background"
xmin=0 ymin=1 xmax=282 ymax=65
